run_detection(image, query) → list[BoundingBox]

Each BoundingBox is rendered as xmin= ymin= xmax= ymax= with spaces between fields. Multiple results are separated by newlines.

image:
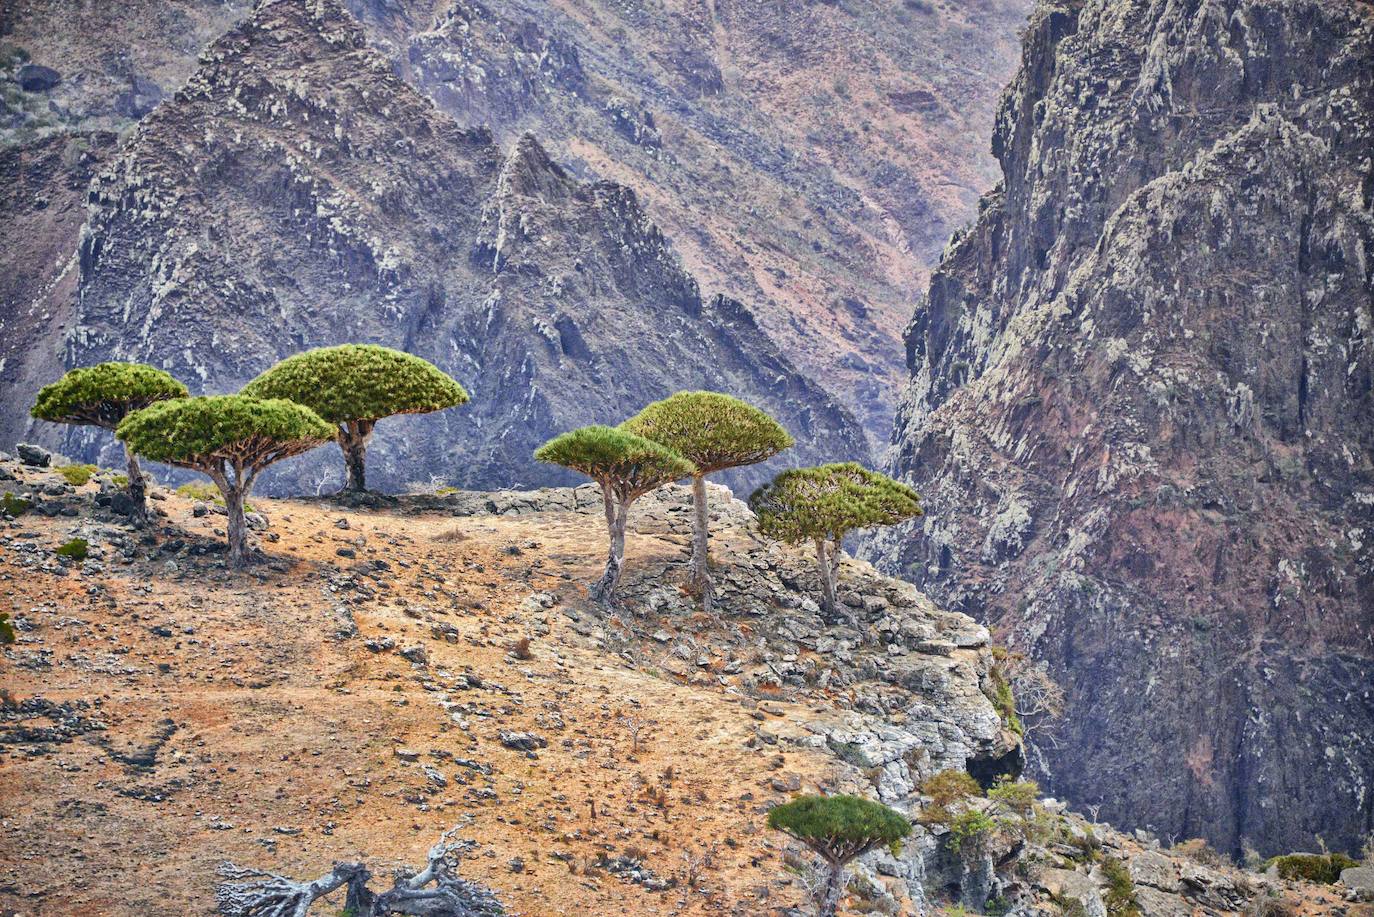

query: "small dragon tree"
xmin=117 ymin=395 xmax=332 ymax=568
xmin=622 ymin=391 xmax=792 ymax=610
xmin=749 ymin=463 xmax=922 ymax=618
xmin=768 ymin=794 xmax=911 ymax=917
xmin=534 ymin=425 xmax=694 ymax=601
xmin=242 ymin=344 xmax=469 ymax=493
xmin=30 ymin=362 xmax=189 ymax=524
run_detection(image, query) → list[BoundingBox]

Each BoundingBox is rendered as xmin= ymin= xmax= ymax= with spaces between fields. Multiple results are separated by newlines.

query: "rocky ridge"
xmin=43 ymin=0 xmax=866 ymax=494
xmin=868 ymin=0 xmax=1374 ymax=858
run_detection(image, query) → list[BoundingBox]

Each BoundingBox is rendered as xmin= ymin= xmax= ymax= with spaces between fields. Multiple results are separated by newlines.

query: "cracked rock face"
xmin=54 ymin=0 xmax=866 ymax=494
xmin=867 ymin=0 xmax=1374 ymax=856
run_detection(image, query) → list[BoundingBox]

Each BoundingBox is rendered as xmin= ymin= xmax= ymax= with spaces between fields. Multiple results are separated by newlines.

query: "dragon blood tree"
xmin=243 ymin=344 xmax=469 ymax=492
xmin=768 ymin=794 xmax=911 ymax=917
xmin=534 ymin=425 xmax=694 ymax=601
xmin=622 ymin=391 xmax=792 ymax=610
xmin=117 ymin=395 xmax=332 ymax=567
xmin=31 ymin=362 xmax=189 ymax=524
xmin=750 ymin=463 xmax=922 ymax=619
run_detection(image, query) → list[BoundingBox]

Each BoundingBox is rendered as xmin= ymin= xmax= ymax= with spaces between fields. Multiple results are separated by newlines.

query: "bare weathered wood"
xmin=217 ymin=827 xmax=503 ymax=917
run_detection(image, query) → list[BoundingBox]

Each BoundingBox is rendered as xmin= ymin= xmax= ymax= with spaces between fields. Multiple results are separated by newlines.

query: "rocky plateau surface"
xmin=3 ymin=448 xmax=1368 ymax=915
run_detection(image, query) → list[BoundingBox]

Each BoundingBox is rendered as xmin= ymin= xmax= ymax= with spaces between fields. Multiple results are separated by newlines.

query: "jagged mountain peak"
xmin=56 ymin=0 xmax=866 ymax=493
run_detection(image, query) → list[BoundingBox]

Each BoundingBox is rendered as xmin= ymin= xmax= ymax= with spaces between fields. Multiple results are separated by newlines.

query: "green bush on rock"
xmin=243 ymin=344 xmax=468 ymax=493
xmin=1266 ymin=852 xmax=1358 ymax=884
xmin=118 ymin=395 xmax=332 ymax=568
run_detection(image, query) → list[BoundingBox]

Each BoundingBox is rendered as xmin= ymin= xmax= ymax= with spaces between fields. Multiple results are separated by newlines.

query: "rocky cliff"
xmin=0 ymin=131 xmax=116 ymax=449
xmin=51 ymin=0 xmax=865 ymax=493
xmin=0 ymin=0 xmax=248 ymax=142
xmin=868 ymin=0 xmax=1374 ymax=857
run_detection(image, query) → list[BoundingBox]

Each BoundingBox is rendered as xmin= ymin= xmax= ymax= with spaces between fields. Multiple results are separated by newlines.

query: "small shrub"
xmin=1101 ymin=856 xmax=1142 ymax=917
xmin=986 ymin=664 xmax=1023 ymax=736
xmin=984 ymin=896 xmax=1012 ymax=917
xmin=1245 ymin=895 xmax=1300 ymax=917
xmin=177 ymin=481 xmax=221 ymax=503
xmin=56 ymin=464 xmax=96 ymax=486
xmin=56 ymin=537 xmax=89 ymax=560
xmin=1 ymin=492 xmax=30 ymax=517
xmin=947 ymin=809 xmax=995 ymax=857
xmin=177 ymin=481 xmax=254 ymax=511
xmin=1174 ymin=837 xmax=1229 ymax=869
xmin=918 ymin=769 xmax=982 ymax=827
xmin=988 ymin=778 xmax=1039 ymax=816
xmin=922 ymin=770 xmax=983 ymax=807
xmin=0 ymin=612 xmax=14 ymax=644
xmin=1266 ymin=852 xmax=1358 ymax=884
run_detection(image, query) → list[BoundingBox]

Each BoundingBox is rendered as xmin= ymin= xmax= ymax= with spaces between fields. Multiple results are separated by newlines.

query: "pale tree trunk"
xmin=689 ymin=473 xmax=713 ymax=611
xmin=819 ymin=859 xmax=846 ymax=917
xmin=123 ymin=443 xmax=148 ymax=526
xmin=224 ymin=485 xmax=248 ymax=569
xmin=593 ymin=493 xmax=628 ymax=603
xmin=339 ymin=420 xmax=374 ymax=493
xmin=815 ymin=537 xmax=838 ymax=618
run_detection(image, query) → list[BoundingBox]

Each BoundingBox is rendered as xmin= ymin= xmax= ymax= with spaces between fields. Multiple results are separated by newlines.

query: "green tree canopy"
xmin=534 ymin=425 xmax=694 ymax=497
xmin=622 ymin=391 xmax=793 ymax=609
xmin=750 ymin=462 xmax=922 ymax=544
xmin=767 ymin=794 xmax=911 ymax=917
xmin=242 ymin=344 xmax=469 ymax=492
xmin=32 ymin=362 xmax=189 ymax=427
xmin=534 ymin=425 xmax=694 ymax=600
xmin=117 ymin=395 xmax=333 ymax=567
xmin=620 ymin=391 xmax=792 ymax=475
xmin=117 ymin=395 xmax=333 ymax=466
xmin=750 ymin=463 xmax=922 ymax=617
xmin=241 ymin=344 xmax=468 ymax=425
xmin=31 ymin=361 xmax=189 ymax=523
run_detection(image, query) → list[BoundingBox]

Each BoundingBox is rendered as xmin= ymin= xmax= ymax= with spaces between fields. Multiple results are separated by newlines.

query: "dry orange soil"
xmin=0 ymin=488 xmax=842 ymax=916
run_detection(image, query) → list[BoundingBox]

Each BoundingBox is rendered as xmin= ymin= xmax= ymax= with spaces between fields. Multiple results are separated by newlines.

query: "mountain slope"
xmin=57 ymin=0 xmax=866 ymax=493
xmin=0 ymin=131 xmax=116 ymax=449
xmin=867 ymin=0 xmax=1374 ymax=856
xmin=345 ymin=0 xmax=1030 ymax=442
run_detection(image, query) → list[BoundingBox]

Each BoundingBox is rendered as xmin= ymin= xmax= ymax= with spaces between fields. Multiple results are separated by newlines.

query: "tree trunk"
xmin=223 ymin=485 xmax=249 ymax=569
xmin=689 ymin=473 xmax=713 ymax=611
xmin=339 ymin=420 xmax=373 ymax=493
xmin=815 ymin=537 xmax=837 ymax=618
xmin=819 ymin=859 xmax=846 ymax=917
xmin=593 ymin=498 xmax=628 ymax=603
xmin=124 ymin=444 xmax=148 ymax=526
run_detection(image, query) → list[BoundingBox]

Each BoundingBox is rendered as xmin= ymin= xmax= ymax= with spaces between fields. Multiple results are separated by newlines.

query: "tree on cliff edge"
xmin=768 ymin=794 xmax=910 ymax=917
xmin=750 ymin=463 xmax=922 ymax=618
xmin=243 ymin=344 xmax=468 ymax=493
xmin=534 ymin=425 xmax=694 ymax=601
xmin=622 ymin=391 xmax=792 ymax=610
xmin=31 ymin=362 xmax=189 ymax=524
xmin=117 ymin=395 xmax=332 ymax=567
